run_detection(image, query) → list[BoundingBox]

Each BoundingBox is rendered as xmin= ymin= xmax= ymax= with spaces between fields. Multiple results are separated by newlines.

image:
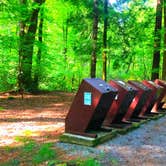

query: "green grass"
xmin=32 ymin=143 xmax=56 ymax=164
xmin=66 ymin=158 xmax=100 ymax=166
xmin=22 ymin=140 xmax=37 ymax=153
xmin=2 ymin=137 xmax=58 ymax=165
xmin=14 ymin=136 xmax=31 ymax=143
xmin=0 ymin=106 xmax=4 ymax=111
xmin=1 ymin=140 xmax=114 ymax=166
xmin=2 ymin=137 xmax=103 ymax=166
xmin=79 ymin=158 xmax=100 ymax=166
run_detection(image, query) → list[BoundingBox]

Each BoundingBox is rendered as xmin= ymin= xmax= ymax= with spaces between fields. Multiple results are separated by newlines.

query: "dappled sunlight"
xmin=0 ymin=92 xmax=74 ymax=149
xmin=0 ymin=121 xmax=64 ymax=147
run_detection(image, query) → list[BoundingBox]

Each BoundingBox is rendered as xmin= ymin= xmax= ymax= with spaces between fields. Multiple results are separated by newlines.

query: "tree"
xmin=91 ymin=0 xmax=99 ymax=78
xmin=33 ymin=4 xmax=45 ymax=91
xmin=0 ymin=0 xmax=162 ymax=92
xmin=102 ymin=0 xmax=108 ymax=81
xmin=18 ymin=0 xmax=45 ymax=91
xmin=151 ymin=0 xmax=163 ymax=80
xmin=162 ymin=0 xmax=166 ymax=80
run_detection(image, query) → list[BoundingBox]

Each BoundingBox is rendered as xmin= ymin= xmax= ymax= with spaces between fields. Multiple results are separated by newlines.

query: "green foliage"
xmin=78 ymin=158 xmax=100 ymax=166
xmin=46 ymin=157 xmax=101 ymax=166
xmin=11 ymin=137 xmax=57 ymax=165
xmin=23 ymin=140 xmax=37 ymax=153
xmin=0 ymin=0 xmax=161 ymax=92
xmin=0 ymin=106 xmax=4 ymax=111
xmin=66 ymin=158 xmax=100 ymax=166
xmin=14 ymin=136 xmax=32 ymax=144
xmin=32 ymin=143 xmax=56 ymax=164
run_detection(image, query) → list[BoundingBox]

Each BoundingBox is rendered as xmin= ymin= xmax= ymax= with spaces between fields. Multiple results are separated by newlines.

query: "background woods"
xmin=0 ymin=0 xmax=166 ymax=92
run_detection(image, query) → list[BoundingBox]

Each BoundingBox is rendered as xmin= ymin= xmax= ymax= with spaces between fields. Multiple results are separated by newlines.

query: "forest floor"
xmin=0 ymin=91 xmax=75 ymax=165
xmin=0 ymin=91 xmax=166 ymax=165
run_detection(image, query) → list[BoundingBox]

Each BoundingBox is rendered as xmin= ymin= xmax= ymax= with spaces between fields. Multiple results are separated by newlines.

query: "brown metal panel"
xmin=154 ymin=79 xmax=166 ymax=109
xmin=142 ymin=80 xmax=164 ymax=114
xmin=126 ymin=81 xmax=152 ymax=119
xmin=65 ymin=78 xmax=117 ymax=137
xmin=103 ymin=80 xmax=137 ymax=127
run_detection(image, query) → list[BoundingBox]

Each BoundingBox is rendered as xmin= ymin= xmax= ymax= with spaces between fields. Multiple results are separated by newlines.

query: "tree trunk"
xmin=102 ymin=0 xmax=108 ymax=81
xmin=91 ymin=0 xmax=99 ymax=78
xmin=151 ymin=0 xmax=163 ymax=80
xmin=33 ymin=5 xmax=44 ymax=91
xmin=63 ymin=20 xmax=68 ymax=62
xmin=18 ymin=0 xmax=27 ymax=97
xmin=162 ymin=0 xmax=166 ymax=80
xmin=18 ymin=0 xmax=44 ymax=91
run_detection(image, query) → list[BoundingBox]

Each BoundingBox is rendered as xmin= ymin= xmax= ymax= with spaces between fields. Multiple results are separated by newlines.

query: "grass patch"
xmin=66 ymin=158 xmax=101 ymax=166
xmin=14 ymin=136 xmax=32 ymax=143
xmin=79 ymin=158 xmax=100 ymax=166
xmin=1 ymin=140 xmax=114 ymax=166
xmin=32 ymin=143 xmax=56 ymax=164
xmin=4 ymin=146 xmax=15 ymax=153
xmin=22 ymin=140 xmax=37 ymax=153
xmin=2 ymin=137 xmax=58 ymax=165
xmin=0 ymin=106 xmax=4 ymax=111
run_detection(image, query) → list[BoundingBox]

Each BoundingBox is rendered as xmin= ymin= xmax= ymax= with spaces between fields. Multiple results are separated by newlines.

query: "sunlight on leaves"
xmin=14 ymin=136 xmax=32 ymax=144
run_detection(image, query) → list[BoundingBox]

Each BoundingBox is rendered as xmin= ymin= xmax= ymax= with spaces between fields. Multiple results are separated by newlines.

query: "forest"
xmin=1 ymin=0 xmax=166 ymax=165
xmin=0 ymin=0 xmax=166 ymax=92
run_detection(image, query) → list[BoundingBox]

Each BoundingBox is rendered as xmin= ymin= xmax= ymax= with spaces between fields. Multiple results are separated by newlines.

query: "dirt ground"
xmin=0 ymin=91 xmax=166 ymax=165
xmin=0 ymin=91 xmax=74 ymax=163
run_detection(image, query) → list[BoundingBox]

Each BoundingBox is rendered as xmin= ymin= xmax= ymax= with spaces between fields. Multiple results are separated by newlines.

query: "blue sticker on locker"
xmin=84 ymin=92 xmax=92 ymax=105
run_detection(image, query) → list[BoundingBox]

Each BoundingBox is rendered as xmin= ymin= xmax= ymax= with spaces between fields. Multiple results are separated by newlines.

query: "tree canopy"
xmin=0 ymin=0 xmax=165 ymax=92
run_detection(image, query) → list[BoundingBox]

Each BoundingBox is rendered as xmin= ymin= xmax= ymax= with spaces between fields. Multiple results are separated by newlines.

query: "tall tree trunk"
xmin=62 ymin=19 xmax=68 ymax=87
xmin=91 ymin=0 xmax=99 ymax=78
xmin=151 ymin=0 xmax=163 ymax=80
xmin=33 ymin=5 xmax=44 ymax=91
xmin=162 ymin=0 xmax=166 ymax=80
xmin=102 ymin=0 xmax=108 ymax=81
xmin=18 ymin=0 xmax=27 ymax=97
xmin=63 ymin=20 xmax=68 ymax=62
xmin=18 ymin=0 xmax=44 ymax=91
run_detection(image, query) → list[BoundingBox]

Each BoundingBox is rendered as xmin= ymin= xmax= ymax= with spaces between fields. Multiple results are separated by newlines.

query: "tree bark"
xmin=18 ymin=0 xmax=44 ymax=91
xmin=33 ymin=5 xmax=44 ymax=91
xmin=63 ymin=19 xmax=68 ymax=62
xmin=18 ymin=0 xmax=27 ymax=97
xmin=162 ymin=0 xmax=166 ymax=80
xmin=151 ymin=0 xmax=163 ymax=80
xmin=102 ymin=0 xmax=108 ymax=81
xmin=91 ymin=0 xmax=99 ymax=78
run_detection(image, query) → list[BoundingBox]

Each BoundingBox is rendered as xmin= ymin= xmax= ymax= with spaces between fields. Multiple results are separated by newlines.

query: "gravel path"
xmin=57 ymin=115 xmax=166 ymax=166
